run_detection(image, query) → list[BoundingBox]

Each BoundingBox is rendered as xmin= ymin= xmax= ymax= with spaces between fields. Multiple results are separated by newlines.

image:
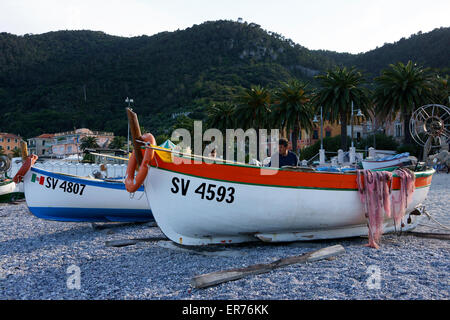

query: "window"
xmin=298 ymin=130 xmax=302 ymax=140
xmin=0 ymin=138 xmax=3 ymax=142
xmin=395 ymin=122 xmax=403 ymax=137
xmin=42 ymin=140 xmax=45 ymax=146
xmin=325 ymin=130 xmax=331 ymax=138
xmin=313 ymin=130 xmax=318 ymax=139
xmin=7 ymin=146 xmax=10 ymax=150
xmin=0 ymin=146 xmax=2 ymax=150
xmin=15 ymin=139 xmax=17 ymax=143
xmin=7 ymin=138 xmax=10 ymax=143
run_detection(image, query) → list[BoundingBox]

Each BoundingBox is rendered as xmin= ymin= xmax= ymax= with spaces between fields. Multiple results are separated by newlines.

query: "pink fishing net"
xmin=356 ymin=168 xmax=415 ymax=249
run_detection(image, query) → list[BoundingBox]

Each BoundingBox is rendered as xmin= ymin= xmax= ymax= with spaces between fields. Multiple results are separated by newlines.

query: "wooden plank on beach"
xmin=105 ymin=236 xmax=168 ymax=247
xmin=191 ymin=244 xmax=345 ymax=289
xmin=407 ymin=231 xmax=450 ymax=240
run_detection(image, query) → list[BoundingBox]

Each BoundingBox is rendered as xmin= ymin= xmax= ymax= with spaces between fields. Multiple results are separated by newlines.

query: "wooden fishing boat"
xmin=142 ymin=152 xmax=433 ymax=245
xmin=124 ymin=109 xmax=434 ymax=246
xmin=21 ymin=166 xmax=153 ymax=222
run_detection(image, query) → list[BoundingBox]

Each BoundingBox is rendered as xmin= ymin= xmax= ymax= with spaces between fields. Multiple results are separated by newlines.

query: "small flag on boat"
xmin=31 ymin=173 xmax=45 ymax=185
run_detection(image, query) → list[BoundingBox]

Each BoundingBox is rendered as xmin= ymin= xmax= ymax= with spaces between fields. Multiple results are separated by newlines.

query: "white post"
xmin=319 ymin=149 xmax=325 ymax=164
xmin=337 ymin=149 xmax=344 ymax=164
xmin=349 ymin=146 xmax=356 ymax=164
xmin=368 ymin=147 xmax=376 ymax=158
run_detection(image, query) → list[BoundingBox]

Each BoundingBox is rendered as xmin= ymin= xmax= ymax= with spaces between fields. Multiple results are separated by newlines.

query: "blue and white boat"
xmin=22 ymin=166 xmax=153 ymax=222
xmin=361 ymin=152 xmax=411 ymax=170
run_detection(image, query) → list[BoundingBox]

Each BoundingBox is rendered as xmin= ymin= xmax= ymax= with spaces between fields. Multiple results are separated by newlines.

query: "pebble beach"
xmin=0 ymin=173 xmax=448 ymax=300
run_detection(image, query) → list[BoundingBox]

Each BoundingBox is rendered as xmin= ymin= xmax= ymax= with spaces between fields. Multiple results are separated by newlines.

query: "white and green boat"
xmin=0 ymin=178 xmax=23 ymax=202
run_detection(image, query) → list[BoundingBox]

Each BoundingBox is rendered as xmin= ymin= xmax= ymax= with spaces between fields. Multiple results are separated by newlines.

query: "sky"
xmin=0 ymin=0 xmax=449 ymax=54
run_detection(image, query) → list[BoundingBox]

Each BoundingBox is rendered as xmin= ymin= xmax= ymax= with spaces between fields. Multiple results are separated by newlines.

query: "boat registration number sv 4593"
xmin=170 ymin=177 xmax=235 ymax=203
xmin=45 ymin=177 xmax=87 ymax=196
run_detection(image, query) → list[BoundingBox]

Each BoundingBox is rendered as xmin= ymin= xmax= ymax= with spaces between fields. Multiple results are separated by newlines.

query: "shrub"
xmin=355 ymin=133 xmax=399 ymax=151
xmin=396 ymin=144 xmax=420 ymax=157
xmin=299 ymin=135 xmax=342 ymax=161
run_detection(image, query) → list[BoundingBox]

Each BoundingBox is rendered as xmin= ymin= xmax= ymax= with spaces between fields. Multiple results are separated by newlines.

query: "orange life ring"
xmin=125 ymin=133 xmax=156 ymax=193
xmin=13 ymin=154 xmax=38 ymax=183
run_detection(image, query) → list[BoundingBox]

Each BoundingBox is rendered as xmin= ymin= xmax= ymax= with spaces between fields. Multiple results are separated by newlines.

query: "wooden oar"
xmin=86 ymin=152 xmax=129 ymax=161
xmin=191 ymin=244 xmax=345 ymax=289
xmin=126 ymin=107 xmax=143 ymax=166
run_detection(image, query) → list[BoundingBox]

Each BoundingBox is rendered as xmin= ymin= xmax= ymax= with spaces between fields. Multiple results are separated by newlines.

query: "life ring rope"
xmin=125 ymin=133 xmax=156 ymax=193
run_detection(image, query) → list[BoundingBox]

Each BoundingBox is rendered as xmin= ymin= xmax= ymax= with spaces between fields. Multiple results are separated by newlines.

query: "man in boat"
xmin=267 ymin=138 xmax=299 ymax=168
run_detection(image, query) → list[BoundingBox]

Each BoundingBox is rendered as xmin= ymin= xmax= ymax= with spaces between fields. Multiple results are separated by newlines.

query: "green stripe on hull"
xmin=151 ymin=165 xmax=433 ymax=191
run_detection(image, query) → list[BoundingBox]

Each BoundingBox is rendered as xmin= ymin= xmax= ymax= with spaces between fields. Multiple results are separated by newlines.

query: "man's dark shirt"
xmin=268 ymin=151 xmax=299 ymax=167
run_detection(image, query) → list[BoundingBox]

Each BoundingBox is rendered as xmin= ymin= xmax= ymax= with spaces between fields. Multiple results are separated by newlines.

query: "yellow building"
xmin=0 ymin=133 xmax=23 ymax=155
xmin=287 ymin=121 xmax=342 ymax=151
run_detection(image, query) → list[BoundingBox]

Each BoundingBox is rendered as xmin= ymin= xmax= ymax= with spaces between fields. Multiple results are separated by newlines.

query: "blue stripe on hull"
xmin=29 ymin=207 xmax=154 ymax=222
xmin=30 ymin=167 xmax=145 ymax=192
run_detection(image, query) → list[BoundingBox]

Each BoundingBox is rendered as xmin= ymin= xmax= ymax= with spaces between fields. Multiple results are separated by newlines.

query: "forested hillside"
xmin=315 ymin=26 xmax=450 ymax=76
xmin=0 ymin=20 xmax=448 ymax=138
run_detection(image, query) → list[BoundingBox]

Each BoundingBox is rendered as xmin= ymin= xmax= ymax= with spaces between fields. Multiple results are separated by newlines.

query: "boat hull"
xmin=0 ymin=180 xmax=23 ymax=202
xmin=24 ymin=167 xmax=153 ymax=222
xmin=144 ymin=156 xmax=433 ymax=245
xmin=362 ymin=157 xmax=410 ymax=170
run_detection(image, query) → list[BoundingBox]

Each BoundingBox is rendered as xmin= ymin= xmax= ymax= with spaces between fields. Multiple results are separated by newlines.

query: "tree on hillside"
xmin=373 ymin=61 xmax=434 ymax=144
xmin=235 ymin=85 xmax=272 ymax=161
xmin=271 ymin=80 xmax=314 ymax=154
xmin=431 ymin=74 xmax=449 ymax=105
xmin=314 ymin=66 xmax=371 ymax=150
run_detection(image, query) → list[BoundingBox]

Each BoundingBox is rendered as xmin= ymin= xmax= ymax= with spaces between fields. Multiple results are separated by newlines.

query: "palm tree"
xmin=315 ymin=66 xmax=370 ymax=150
xmin=80 ymin=136 xmax=99 ymax=151
xmin=235 ymin=85 xmax=272 ymax=160
xmin=271 ymin=80 xmax=314 ymax=154
xmin=12 ymin=148 xmax=21 ymax=158
xmin=373 ymin=61 xmax=434 ymax=144
xmin=207 ymin=102 xmax=236 ymax=131
xmin=207 ymin=102 xmax=236 ymax=159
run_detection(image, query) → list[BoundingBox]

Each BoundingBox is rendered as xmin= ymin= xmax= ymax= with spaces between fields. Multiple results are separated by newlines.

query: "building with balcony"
xmin=0 ymin=133 xmax=23 ymax=155
xmin=28 ymin=134 xmax=55 ymax=156
xmin=51 ymin=128 xmax=114 ymax=158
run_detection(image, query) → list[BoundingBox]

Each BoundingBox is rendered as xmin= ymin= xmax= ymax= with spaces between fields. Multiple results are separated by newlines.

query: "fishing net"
xmin=356 ymin=168 xmax=415 ymax=249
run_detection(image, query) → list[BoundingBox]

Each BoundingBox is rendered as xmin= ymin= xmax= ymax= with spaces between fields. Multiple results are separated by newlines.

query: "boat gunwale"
xmin=29 ymin=167 xmax=144 ymax=191
xmin=149 ymin=154 xmax=434 ymax=191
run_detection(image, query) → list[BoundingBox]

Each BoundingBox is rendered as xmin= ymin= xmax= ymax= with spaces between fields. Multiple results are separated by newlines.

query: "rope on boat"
xmin=135 ymin=140 xmax=249 ymax=166
xmin=419 ymin=206 xmax=450 ymax=231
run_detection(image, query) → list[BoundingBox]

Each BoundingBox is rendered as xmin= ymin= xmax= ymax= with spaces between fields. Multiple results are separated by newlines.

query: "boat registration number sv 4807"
xmin=45 ymin=177 xmax=87 ymax=196
xmin=170 ymin=177 xmax=235 ymax=203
